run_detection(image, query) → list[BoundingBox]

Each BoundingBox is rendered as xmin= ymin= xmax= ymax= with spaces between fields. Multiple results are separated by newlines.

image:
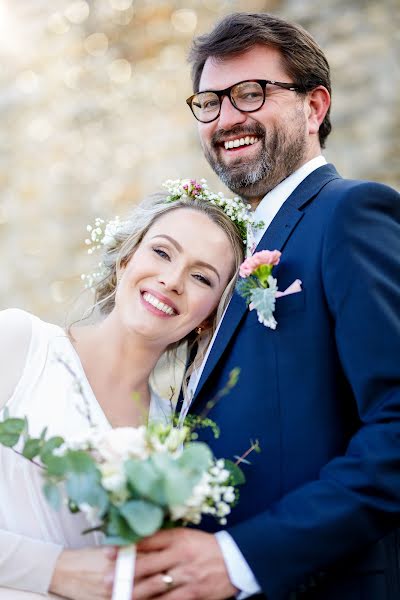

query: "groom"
xmin=134 ymin=12 xmax=400 ymax=600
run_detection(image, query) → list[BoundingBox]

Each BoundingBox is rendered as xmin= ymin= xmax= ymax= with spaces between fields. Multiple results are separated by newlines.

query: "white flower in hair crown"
xmin=81 ymin=216 xmax=127 ymax=289
xmin=163 ymin=178 xmax=264 ymax=245
xmin=81 ymin=178 xmax=264 ymax=288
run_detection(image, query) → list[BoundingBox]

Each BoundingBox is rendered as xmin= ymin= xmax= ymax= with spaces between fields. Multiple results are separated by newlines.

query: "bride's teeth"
xmin=143 ymin=292 xmax=175 ymax=315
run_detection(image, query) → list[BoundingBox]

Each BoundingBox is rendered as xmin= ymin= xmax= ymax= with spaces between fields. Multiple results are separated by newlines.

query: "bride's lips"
xmin=140 ymin=289 xmax=179 ymax=318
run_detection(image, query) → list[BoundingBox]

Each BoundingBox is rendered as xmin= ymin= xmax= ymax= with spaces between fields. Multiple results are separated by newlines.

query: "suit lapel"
xmin=192 ymin=164 xmax=341 ymax=402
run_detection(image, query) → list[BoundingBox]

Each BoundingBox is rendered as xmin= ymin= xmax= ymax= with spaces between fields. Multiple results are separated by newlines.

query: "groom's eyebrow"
xmin=151 ymin=234 xmax=220 ymax=281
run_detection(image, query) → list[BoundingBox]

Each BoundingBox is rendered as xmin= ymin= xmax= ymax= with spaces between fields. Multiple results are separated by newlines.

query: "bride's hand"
xmin=49 ymin=546 xmax=118 ymax=600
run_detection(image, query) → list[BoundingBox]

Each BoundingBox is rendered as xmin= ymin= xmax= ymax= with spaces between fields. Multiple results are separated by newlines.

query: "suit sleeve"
xmin=227 ymin=182 xmax=400 ymax=599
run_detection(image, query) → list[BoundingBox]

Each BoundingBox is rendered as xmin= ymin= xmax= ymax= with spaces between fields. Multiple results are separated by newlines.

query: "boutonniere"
xmin=236 ymin=250 xmax=302 ymax=330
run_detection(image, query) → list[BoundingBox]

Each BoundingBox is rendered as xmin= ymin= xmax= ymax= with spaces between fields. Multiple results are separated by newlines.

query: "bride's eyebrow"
xmin=151 ymin=234 xmax=182 ymax=252
xmin=150 ymin=234 xmax=220 ymax=281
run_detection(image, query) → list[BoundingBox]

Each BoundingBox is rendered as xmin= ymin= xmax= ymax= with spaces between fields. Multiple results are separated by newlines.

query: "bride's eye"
xmin=153 ymin=247 xmax=170 ymax=260
xmin=192 ymin=273 xmax=212 ymax=286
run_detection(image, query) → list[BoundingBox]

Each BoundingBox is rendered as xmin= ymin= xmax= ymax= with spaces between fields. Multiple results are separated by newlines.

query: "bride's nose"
xmin=157 ymin=265 xmax=184 ymax=294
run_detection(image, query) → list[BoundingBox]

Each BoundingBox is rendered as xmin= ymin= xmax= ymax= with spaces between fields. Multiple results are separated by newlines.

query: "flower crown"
xmin=162 ymin=178 xmax=263 ymax=243
xmin=81 ymin=178 xmax=264 ymax=289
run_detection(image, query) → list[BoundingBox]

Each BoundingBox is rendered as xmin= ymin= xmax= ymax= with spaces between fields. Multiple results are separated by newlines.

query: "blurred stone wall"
xmin=0 ymin=0 xmax=399 ymax=325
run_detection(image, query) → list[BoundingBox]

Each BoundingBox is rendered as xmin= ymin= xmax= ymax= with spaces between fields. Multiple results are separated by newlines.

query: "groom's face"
xmin=197 ymin=45 xmax=309 ymax=206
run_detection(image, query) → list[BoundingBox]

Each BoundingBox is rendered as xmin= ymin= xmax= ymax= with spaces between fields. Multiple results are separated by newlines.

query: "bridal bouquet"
xmin=0 ymin=398 xmax=246 ymax=599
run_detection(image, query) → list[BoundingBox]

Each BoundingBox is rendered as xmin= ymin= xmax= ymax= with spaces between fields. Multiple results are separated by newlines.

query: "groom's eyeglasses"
xmin=186 ymin=79 xmax=304 ymax=123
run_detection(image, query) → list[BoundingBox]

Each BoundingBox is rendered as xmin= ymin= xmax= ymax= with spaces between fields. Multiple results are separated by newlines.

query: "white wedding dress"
xmin=0 ymin=309 xmax=172 ymax=594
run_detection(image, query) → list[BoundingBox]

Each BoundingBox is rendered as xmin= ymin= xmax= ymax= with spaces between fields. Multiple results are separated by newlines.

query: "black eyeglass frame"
xmin=186 ymin=79 xmax=305 ymax=123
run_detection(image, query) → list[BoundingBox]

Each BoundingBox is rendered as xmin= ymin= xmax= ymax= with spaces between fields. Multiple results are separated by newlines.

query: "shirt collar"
xmin=253 ymin=155 xmax=327 ymax=243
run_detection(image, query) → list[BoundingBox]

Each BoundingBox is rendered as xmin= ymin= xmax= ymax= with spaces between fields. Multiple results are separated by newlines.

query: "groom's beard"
xmin=201 ymin=114 xmax=308 ymax=202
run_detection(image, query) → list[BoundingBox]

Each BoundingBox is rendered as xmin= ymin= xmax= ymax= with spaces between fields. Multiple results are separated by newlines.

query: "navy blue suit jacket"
xmin=190 ymin=165 xmax=400 ymax=600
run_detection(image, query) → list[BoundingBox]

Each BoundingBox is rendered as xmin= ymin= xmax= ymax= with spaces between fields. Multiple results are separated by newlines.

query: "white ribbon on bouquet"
xmin=112 ymin=545 xmax=136 ymax=600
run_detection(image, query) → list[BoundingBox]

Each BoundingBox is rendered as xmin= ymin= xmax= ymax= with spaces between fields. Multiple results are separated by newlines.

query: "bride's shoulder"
xmin=0 ymin=308 xmax=34 ymax=343
xmin=0 ymin=309 xmax=37 ymax=410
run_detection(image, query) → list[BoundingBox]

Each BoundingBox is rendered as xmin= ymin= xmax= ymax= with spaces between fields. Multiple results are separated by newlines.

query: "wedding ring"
xmin=161 ymin=572 xmax=175 ymax=589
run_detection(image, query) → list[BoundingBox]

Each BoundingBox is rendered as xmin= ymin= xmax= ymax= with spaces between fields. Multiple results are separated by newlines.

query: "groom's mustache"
xmin=211 ymin=123 xmax=266 ymax=149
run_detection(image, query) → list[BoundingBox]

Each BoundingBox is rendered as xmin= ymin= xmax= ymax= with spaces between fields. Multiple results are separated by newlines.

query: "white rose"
xmin=97 ymin=427 xmax=148 ymax=462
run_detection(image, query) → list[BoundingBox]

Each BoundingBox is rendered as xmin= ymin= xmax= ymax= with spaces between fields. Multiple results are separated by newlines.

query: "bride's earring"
xmin=196 ymin=326 xmax=203 ymax=335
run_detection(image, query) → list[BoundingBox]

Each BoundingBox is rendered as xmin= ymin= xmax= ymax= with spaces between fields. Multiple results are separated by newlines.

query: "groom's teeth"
xmin=224 ymin=137 xmax=258 ymax=150
xmin=143 ymin=292 xmax=176 ymax=315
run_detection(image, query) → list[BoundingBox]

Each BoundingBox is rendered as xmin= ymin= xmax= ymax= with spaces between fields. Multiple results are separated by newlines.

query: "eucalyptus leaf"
xmin=164 ymin=465 xmax=199 ymax=506
xmin=106 ymin=507 xmax=140 ymax=543
xmin=178 ymin=442 xmax=212 ymax=473
xmin=120 ymin=500 xmax=163 ymax=537
xmin=249 ymin=285 xmax=277 ymax=329
xmin=43 ymin=482 xmax=61 ymax=510
xmin=125 ymin=459 xmax=166 ymax=505
xmin=0 ymin=418 xmax=26 ymax=447
xmin=223 ymin=460 xmax=246 ymax=486
xmin=43 ymin=454 xmax=68 ymax=477
xmin=40 ymin=436 xmax=64 ymax=462
xmin=0 ymin=418 xmax=26 ymax=435
xmin=66 ymin=471 xmax=108 ymax=514
xmin=0 ymin=432 xmax=21 ymax=447
xmin=66 ymin=450 xmax=97 ymax=474
xmin=22 ymin=438 xmax=42 ymax=460
xmin=40 ymin=427 xmax=48 ymax=442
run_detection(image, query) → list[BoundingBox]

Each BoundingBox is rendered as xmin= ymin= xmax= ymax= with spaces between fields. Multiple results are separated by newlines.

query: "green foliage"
xmin=178 ymin=442 xmax=212 ymax=473
xmin=125 ymin=458 xmax=166 ymax=505
xmin=120 ymin=500 xmax=163 ymax=537
xmin=43 ymin=482 xmax=62 ymax=510
xmin=63 ymin=452 xmax=108 ymax=515
xmin=253 ymin=264 xmax=273 ymax=287
xmin=105 ymin=506 xmax=140 ymax=545
xmin=40 ymin=436 xmax=64 ymax=462
xmin=236 ymin=275 xmax=259 ymax=304
xmin=224 ymin=460 xmax=246 ymax=486
xmin=0 ymin=417 xmax=26 ymax=447
xmin=22 ymin=438 xmax=42 ymax=460
xmin=182 ymin=415 xmax=220 ymax=439
xmin=43 ymin=454 xmax=68 ymax=477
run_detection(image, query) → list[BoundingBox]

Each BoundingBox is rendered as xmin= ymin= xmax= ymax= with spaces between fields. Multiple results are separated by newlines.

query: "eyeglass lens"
xmin=191 ymin=81 xmax=264 ymax=122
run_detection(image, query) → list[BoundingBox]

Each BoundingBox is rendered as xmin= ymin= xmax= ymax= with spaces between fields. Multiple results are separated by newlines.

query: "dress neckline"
xmin=53 ymin=324 xmax=172 ymax=429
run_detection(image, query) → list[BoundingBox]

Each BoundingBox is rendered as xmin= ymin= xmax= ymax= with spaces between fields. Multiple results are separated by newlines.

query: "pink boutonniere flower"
xmin=236 ymin=250 xmax=302 ymax=330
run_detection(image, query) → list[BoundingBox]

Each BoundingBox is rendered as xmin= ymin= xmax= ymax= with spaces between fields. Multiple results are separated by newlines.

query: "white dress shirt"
xmin=187 ymin=156 xmax=327 ymax=598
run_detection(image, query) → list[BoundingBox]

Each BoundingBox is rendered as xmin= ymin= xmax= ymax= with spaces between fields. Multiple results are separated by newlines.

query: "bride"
xmin=0 ymin=183 xmax=246 ymax=600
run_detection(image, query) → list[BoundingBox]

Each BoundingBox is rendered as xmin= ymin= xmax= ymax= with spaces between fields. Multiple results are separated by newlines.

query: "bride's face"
xmin=114 ymin=208 xmax=235 ymax=346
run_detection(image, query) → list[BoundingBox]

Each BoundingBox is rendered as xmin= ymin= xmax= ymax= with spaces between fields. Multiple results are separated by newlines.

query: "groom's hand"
xmin=134 ymin=528 xmax=238 ymax=599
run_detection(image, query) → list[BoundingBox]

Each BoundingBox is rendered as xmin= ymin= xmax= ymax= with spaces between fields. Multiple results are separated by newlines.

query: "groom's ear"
xmin=306 ymin=85 xmax=330 ymax=137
